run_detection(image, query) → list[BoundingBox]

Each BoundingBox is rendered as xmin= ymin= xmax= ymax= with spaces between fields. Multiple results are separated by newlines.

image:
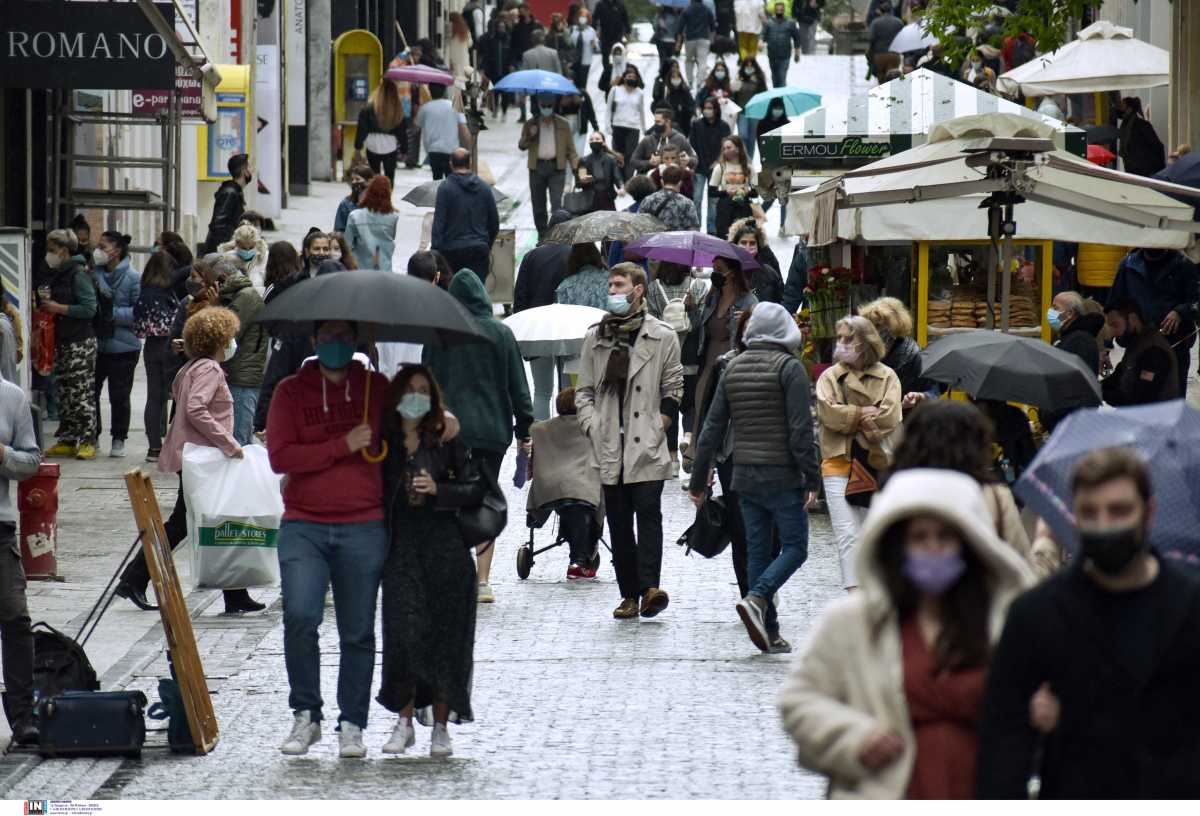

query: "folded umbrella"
xmin=919 ymin=331 xmax=1102 ymax=410
xmin=255 ymin=270 xmax=487 ymax=346
xmin=623 ymin=231 xmax=761 ymax=270
xmin=493 ymin=69 xmax=579 ymax=96
xmin=401 ymin=179 xmax=510 ymax=208
xmin=503 ymin=304 xmax=608 ymax=357
xmin=1014 ymin=400 xmax=1200 ymax=565
xmin=743 ymin=87 xmax=822 ymax=120
xmin=543 ymin=211 xmax=667 ymax=245
xmin=383 ymin=65 xmax=455 ymax=85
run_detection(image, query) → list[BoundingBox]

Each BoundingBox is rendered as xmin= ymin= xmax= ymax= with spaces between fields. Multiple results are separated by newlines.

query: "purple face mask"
xmin=903 ymin=550 xmax=966 ymax=595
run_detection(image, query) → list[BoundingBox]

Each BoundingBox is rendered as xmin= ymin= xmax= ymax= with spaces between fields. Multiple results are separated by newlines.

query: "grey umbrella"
xmin=543 ymin=211 xmax=668 ymax=245
xmin=401 ymin=179 xmax=509 ymax=208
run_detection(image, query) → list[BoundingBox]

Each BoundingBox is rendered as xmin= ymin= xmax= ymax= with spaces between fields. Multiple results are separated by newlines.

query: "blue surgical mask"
xmin=540 ymin=105 xmax=556 ymax=117
xmin=236 ymin=248 xmax=257 ymax=262
xmin=315 ymin=339 xmax=355 ymax=370
xmin=606 ymin=293 xmax=632 ymax=315
xmin=1047 ymin=308 xmax=1062 ymax=330
xmin=397 ymin=392 xmax=432 ymax=420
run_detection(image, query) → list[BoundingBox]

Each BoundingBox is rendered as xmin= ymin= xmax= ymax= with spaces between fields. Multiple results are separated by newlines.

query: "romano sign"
xmin=0 ymin=1 xmax=176 ymax=89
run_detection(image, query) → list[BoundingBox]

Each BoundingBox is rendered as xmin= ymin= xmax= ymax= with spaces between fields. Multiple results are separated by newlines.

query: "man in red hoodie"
xmin=266 ymin=320 xmax=390 ymax=759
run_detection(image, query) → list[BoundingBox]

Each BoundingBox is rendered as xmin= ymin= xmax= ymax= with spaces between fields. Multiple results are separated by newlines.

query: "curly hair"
xmin=728 ymin=216 xmax=766 ymax=248
xmin=858 ymin=296 xmax=914 ymax=339
xmin=359 ymin=175 xmax=395 ymax=214
xmin=887 ymin=400 xmax=999 ymax=484
xmin=182 ymin=306 xmax=240 ymax=360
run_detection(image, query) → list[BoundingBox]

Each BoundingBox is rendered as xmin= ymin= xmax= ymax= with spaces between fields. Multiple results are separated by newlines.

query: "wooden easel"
xmin=125 ymin=469 xmax=219 ymax=755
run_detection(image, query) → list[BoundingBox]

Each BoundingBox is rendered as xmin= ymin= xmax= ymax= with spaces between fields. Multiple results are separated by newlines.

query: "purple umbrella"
xmin=383 ymin=65 xmax=455 ymax=86
xmin=623 ymin=231 xmax=761 ymax=270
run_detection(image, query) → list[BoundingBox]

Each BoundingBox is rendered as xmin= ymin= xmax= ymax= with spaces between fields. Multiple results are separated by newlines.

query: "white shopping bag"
xmin=182 ymin=442 xmax=284 ymax=589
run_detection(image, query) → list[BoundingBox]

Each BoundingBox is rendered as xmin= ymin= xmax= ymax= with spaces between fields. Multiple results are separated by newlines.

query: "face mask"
xmin=670 ymin=77 xmax=681 ymax=87
xmin=351 ymin=182 xmax=366 ymax=198
xmin=236 ymin=248 xmax=257 ymax=262
xmin=742 ymin=67 xmax=754 ymax=77
xmin=540 ymin=105 xmax=556 ymax=117
xmin=652 ymin=123 xmax=665 ymax=135
xmin=833 ymin=340 xmax=860 ymax=365
xmin=92 ymin=247 xmax=110 ymax=267
xmin=714 ymin=70 xmax=726 ymax=80
xmin=605 ymin=293 xmax=632 ymax=315
xmin=625 ymin=79 xmax=637 ymax=88
xmin=578 ymin=16 xmax=588 ymax=25
xmin=1047 ymin=308 xmax=1063 ymax=331
xmin=1079 ymin=523 xmax=1146 ymax=575
xmin=224 ymin=338 xmax=238 ymax=360
xmin=330 ymin=249 xmax=342 ymax=262
xmin=971 ymin=58 xmax=982 ymax=67
xmin=703 ymin=108 xmax=716 ymax=119
xmin=185 ymin=278 xmax=205 ymax=297
xmin=770 ymin=108 xmax=784 ymax=119
xmin=398 ymin=392 xmax=432 ymax=420
xmin=903 ymin=550 xmax=967 ymax=595
xmin=315 ymin=339 xmax=355 ymax=370
xmin=775 ymin=11 xmax=785 ymax=18
xmin=45 ymin=253 xmax=63 ymax=270
xmin=738 ymin=244 xmax=757 ymax=257
xmin=590 ymin=142 xmax=605 ymax=154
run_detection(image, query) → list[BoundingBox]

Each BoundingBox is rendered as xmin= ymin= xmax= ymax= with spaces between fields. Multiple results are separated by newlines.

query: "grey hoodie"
xmin=743 ymin=302 xmax=802 ymax=350
xmin=0 ymin=379 xmax=41 ymax=527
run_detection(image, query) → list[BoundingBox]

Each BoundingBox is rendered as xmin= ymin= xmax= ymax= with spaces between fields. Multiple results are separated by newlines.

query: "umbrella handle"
xmin=358 ymin=351 xmax=389 ymax=463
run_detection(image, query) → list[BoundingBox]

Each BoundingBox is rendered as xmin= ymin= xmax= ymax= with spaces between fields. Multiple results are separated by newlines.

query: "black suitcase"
xmin=36 ymin=690 xmax=148 ymax=758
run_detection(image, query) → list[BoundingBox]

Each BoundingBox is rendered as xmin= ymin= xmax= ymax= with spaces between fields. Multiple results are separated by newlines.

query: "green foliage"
xmin=626 ymin=0 xmax=656 ymax=23
xmin=919 ymin=0 xmax=1093 ymax=65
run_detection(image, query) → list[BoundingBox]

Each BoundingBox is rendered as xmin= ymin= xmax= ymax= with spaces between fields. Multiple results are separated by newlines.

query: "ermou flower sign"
xmin=0 ymin=1 xmax=176 ymax=89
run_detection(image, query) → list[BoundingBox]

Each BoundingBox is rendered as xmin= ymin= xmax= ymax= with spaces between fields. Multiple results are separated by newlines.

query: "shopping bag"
xmin=32 ymin=310 xmax=55 ymax=376
xmin=181 ymin=443 xmax=283 ymax=589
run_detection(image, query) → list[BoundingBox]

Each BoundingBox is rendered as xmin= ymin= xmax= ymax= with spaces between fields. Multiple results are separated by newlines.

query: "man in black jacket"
xmin=431 ymin=149 xmax=500 ymax=285
xmin=688 ymin=302 xmax=819 ymax=654
xmin=1101 ymin=298 xmax=1180 ymax=406
xmin=203 ymin=153 xmax=251 ymax=253
xmin=791 ymin=0 xmax=824 ymax=54
xmin=977 ymin=448 xmax=1200 ymax=799
xmin=514 ymin=209 xmax=573 ymax=421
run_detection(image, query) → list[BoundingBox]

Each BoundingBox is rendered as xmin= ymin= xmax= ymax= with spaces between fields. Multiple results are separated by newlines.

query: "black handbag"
xmin=457 ymin=456 xmax=508 ymax=548
xmin=677 ymin=492 xmax=731 ymax=558
xmin=562 ymin=187 xmax=595 ymax=215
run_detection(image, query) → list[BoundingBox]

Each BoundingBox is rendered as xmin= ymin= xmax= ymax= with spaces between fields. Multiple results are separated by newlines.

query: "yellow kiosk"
xmin=198 ymin=65 xmax=252 ymax=182
xmin=333 ymin=30 xmax=383 ymax=176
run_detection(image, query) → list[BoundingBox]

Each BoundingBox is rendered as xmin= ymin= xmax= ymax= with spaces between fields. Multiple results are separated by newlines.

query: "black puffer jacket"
xmin=882 ymin=336 xmax=935 ymax=395
xmin=1055 ymin=312 xmax=1104 ymax=376
xmin=203 ymin=180 xmax=244 ymax=253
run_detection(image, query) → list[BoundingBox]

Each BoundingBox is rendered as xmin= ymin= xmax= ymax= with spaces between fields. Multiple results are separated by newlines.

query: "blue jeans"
xmin=739 ymin=489 xmax=810 ymax=635
xmin=691 ymin=180 xmax=708 ymax=234
xmin=229 ymin=385 xmax=258 ymax=446
xmin=737 ymin=115 xmax=757 ymax=163
xmin=529 ymin=356 xmax=561 ymax=422
xmin=770 ymin=58 xmax=789 ymax=89
xmin=278 ymin=519 xmax=388 ymax=728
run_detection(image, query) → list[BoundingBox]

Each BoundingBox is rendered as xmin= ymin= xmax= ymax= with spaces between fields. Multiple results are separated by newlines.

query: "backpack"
xmin=32 ymin=622 xmax=100 ymax=700
xmin=655 ymin=280 xmax=692 ymax=334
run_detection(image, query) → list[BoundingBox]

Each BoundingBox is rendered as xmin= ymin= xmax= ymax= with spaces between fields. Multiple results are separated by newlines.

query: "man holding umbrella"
xmin=432 ymin=148 xmax=500 ymax=286
xmin=518 ymin=93 xmax=580 ymax=237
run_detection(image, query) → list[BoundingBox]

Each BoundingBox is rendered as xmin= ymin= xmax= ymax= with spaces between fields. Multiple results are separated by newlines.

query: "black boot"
xmin=115 ymin=580 xmax=159 ymax=611
xmin=223 ymin=588 xmax=266 ymax=614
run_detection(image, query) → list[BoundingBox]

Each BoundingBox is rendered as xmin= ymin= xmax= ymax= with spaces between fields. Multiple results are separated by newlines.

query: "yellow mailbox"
xmin=197 ymin=65 xmax=253 ymax=182
xmin=334 ymin=30 xmax=383 ymax=176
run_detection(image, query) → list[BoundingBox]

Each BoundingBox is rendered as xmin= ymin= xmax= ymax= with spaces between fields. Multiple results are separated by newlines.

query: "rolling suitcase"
xmin=36 ymin=690 xmax=148 ymax=758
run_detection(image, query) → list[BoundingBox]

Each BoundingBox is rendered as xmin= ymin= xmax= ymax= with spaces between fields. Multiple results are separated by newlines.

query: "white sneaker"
xmin=382 ymin=718 xmax=416 ymax=754
xmin=279 ymin=711 xmax=321 ymax=755
xmin=430 ymin=723 xmax=453 ymax=758
xmin=477 ymin=582 xmax=495 ymax=603
xmin=338 ymin=722 xmax=367 ymax=758
xmin=109 ymin=439 xmax=126 ymax=458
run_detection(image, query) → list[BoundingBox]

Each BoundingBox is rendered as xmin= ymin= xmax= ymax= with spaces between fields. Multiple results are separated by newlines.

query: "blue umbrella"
xmin=494 ymin=69 xmax=579 ymax=96
xmin=1013 ymin=400 xmax=1200 ymax=568
xmin=742 ymin=87 xmax=823 ymax=120
xmin=655 ymin=0 xmax=691 ymax=7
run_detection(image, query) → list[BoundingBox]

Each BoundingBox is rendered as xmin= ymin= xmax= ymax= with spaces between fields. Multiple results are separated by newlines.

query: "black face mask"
xmin=590 ymin=143 xmax=605 ymax=154
xmin=1079 ymin=523 xmax=1147 ymax=575
xmin=711 ymin=270 xmax=726 ymax=287
xmin=185 ymin=278 xmax=205 ymax=297
xmin=652 ymin=123 xmax=665 ymax=135
xmin=351 ymin=183 xmax=366 ymax=198
xmin=625 ymin=79 xmax=637 ymax=88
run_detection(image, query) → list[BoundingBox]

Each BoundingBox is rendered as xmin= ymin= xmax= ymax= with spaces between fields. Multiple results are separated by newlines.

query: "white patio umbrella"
xmin=996 ymin=20 xmax=1169 ymax=97
xmin=887 ymin=22 xmax=939 ymax=54
xmin=503 ymin=304 xmax=607 ymax=357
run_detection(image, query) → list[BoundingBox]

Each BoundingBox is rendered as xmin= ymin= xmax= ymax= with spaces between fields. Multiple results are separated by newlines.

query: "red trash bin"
xmin=19 ymin=462 xmax=60 ymax=580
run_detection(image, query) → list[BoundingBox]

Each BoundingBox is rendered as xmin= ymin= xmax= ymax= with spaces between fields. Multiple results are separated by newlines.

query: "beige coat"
xmin=815 ymin=362 xmax=903 ymax=468
xmin=980 ymin=482 xmax=1031 ymax=558
xmin=777 ymin=469 xmax=1034 ymax=799
xmin=575 ymin=314 xmax=684 ymax=485
xmin=518 ymin=115 xmax=580 ymax=171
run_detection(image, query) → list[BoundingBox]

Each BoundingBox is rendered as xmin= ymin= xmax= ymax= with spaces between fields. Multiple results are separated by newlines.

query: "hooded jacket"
xmin=218 ymin=273 xmax=268 ymax=388
xmin=424 ymin=270 xmax=534 ymax=453
xmin=431 ymin=170 xmax=501 ymax=254
xmin=778 ymin=469 xmax=1034 ymax=799
xmin=1108 ymin=249 xmax=1199 ymax=340
xmin=96 ymin=258 xmax=142 ymax=355
xmin=1054 ymin=311 xmax=1104 ymax=376
xmin=266 ymin=359 xmax=389 ymax=524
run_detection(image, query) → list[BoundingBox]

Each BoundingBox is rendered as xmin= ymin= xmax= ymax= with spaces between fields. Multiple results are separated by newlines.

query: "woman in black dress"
xmin=378 ymin=365 xmax=483 ymax=759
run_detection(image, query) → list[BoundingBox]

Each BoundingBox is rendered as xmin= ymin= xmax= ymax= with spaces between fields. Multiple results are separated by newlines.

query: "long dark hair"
xmin=876 ymin=519 xmax=993 ymax=673
xmin=567 ymin=243 xmax=603 ymax=276
xmin=385 ymin=364 xmax=448 ymax=446
xmin=656 ymin=261 xmax=690 ymax=286
xmin=264 ymin=241 xmax=301 ymax=290
xmin=888 ymin=400 xmax=1000 ymax=484
xmin=140 ymin=251 xmax=174 ymax=289
xmin=713 ymin=257 xmax=749 ymax=295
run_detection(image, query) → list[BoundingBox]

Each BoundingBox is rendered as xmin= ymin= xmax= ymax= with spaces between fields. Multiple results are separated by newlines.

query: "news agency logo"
xmin=23 ymin=802 xmax=48 ymax=816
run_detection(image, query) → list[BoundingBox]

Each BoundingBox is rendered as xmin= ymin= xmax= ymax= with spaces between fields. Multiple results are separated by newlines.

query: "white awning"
xmin=996 ymin=21 xmax=1169 ymax=97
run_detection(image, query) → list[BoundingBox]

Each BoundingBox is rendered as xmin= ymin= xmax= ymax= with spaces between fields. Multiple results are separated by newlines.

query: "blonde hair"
xmin=232 ymin=223 xmax=261 ymax=247
xmin=183 ymin=307 xmax=240 ymax=359
xmin=836 ymin=315 xmax=887 ymax=367
xmin=47 ymin=228 xmax=78 ymax=253
xmin=371 ymin=80 xmax=405 ymax=131
xmin=858 ymin=296 xmax=914 ymax=339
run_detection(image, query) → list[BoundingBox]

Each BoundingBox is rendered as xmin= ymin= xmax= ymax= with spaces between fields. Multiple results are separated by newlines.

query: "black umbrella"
xmin=919 ymin=331 xmax=1102 ymax=410
xmin=401 ymin=179 xmax=509 ymax=208
xmin=255 ymin=270 xmax=486 ymax=346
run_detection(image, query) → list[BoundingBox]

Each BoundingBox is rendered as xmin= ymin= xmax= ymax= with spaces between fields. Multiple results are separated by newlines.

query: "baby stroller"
xmin=516 ymin=412 xmax=608 ymax=580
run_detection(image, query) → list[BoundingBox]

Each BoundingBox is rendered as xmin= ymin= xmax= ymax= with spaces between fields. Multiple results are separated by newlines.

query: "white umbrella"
xmin=503 ymin=304 xmax=607 ymax=357
xmin=887 ymin=22 xmax=939 ymax=54
xmin=996 ymin=20 xmax=1169 ymax=97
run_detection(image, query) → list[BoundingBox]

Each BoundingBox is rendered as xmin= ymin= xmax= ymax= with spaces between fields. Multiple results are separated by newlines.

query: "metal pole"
xmin=24 ymin=89 xmax=33 ymax=231
xmin=985 ymin=203 xmax=999 ymax=331
xmin=1000 ymin=202 xmax=1014 ymax=333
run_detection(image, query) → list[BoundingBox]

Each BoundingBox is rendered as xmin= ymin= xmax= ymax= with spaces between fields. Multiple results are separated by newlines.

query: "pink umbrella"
xmin=383 ymin=65 xmax=454 ymax=85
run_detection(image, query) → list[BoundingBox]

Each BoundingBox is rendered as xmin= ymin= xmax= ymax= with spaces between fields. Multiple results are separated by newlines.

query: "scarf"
xmin=598 ymin=303 xmax=645 ymax=387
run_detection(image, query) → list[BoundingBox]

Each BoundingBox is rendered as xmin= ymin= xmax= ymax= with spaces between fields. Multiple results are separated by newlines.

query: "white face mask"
xmin=92 ymin=247 xmax=110 ymax=267
xmin=45 ymin=252 xmax=63 ymax=270
xmin=224 ymin=338 xmax=238 ymax=360
xmin=330 ymin=249 xmax=342 ymax=262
